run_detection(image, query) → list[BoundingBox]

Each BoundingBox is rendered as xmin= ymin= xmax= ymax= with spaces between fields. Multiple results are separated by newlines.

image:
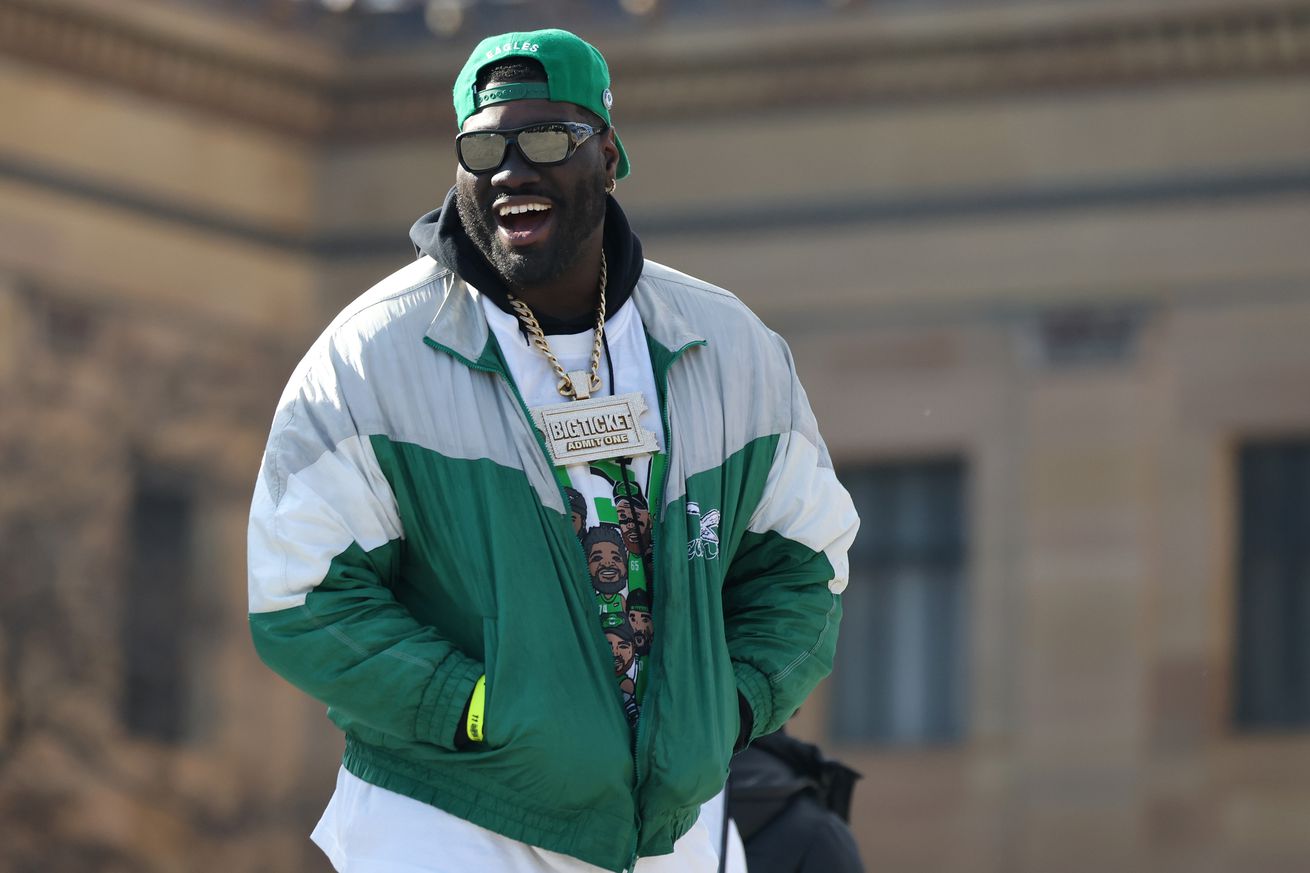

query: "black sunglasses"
xmin=456 ymin=121 xmax=607 ymax=174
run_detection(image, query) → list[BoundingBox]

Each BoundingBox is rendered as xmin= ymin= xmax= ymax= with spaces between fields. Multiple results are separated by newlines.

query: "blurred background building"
xmin=2 ymin=0 xmax=1309 ymax=870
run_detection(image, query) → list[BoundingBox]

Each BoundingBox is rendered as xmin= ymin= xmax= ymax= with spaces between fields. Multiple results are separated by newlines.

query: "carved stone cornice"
xmin=0 ymin=0 xmax=332 ymax=134
xmin=1 ymin=0 xmax=1308 ymax=140
xmin=618 ymin=3 xmax=1310 ymax=118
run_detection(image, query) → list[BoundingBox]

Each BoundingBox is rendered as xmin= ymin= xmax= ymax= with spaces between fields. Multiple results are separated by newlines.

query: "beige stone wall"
xmin=0 ymin=265 xmax=335 ymax=870
xmin=779 ymin=288 xmax=1310 ymax=873
xmin=0 ymin=10 xmax=333 ymax=869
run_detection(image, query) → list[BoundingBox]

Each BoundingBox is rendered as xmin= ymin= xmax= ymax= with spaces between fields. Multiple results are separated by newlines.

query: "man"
xmin=603 ymin=615 xmax=642 ymax=727
xmin=604 ymin=616 xmax=640 ymax=691
xmin=565 ymin=486 xmax=588 ymax=535
xmin=615 ymin=489 xmax=652 ymax=558
xmin=583 ymin=523 xmax=628 ymax=598
xmin=625 ymin=587 xmax=653 ymax=656
xmin=247 ymin=27 xmax=858 ymax=873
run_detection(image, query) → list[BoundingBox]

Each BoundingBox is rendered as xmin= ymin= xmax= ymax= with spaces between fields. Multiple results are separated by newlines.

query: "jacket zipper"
xmin=624 ymin=339 xmax=702 ymax=872
xmin=490 ymin=358 xmax=655 ymax=873
xmin=471 ymin=345 xmax=649 ymax=871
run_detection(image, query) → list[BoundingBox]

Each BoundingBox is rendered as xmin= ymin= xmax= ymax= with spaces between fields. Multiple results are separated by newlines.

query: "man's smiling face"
xmin=587 ymin=539 xmax=627 ymax=594
xmin=616 ymin=497 xmax=650 ymax=555
xmin=455 ymin=94 xmax=611 ymax=290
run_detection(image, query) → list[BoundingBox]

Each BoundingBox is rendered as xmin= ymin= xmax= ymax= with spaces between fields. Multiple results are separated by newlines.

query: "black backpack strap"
xmin=815 ymin=759 xmax=861 ymax=823
xmin=717 ymin=774 xmax=731 ymax=873
xmin=749 ymin=731 xmax=863 ymax=823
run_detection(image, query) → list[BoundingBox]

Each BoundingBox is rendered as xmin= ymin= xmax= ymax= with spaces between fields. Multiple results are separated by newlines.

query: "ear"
xmin=601 ymin=127 xmax=620 ymax=179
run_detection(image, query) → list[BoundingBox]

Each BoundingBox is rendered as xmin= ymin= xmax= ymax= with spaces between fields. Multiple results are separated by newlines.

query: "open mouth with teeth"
xmin=495 ymin=200 xmax=553 ymax=246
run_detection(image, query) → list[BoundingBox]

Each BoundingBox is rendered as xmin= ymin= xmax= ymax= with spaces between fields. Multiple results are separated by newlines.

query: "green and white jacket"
xmin=247 ymin=255 xmax=859 ymax=872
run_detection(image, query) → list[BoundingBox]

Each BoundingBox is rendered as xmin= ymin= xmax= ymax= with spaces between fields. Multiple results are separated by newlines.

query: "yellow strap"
xmin=466 ymin=675 xmax=487 ymax=743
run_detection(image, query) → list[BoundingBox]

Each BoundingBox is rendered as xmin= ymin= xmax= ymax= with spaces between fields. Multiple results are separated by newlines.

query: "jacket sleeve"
xmin=247 ymin=362 xmax=483 ymax=751
xmin=722 ymin=337 xmax=859 ymax=744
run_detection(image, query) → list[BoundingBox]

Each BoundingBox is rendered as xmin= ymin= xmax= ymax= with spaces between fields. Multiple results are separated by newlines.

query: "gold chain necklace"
xmin=507 ymin=251 xmax=607 ymax=401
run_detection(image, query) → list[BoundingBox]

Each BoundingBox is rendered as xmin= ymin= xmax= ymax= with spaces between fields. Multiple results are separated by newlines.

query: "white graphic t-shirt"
xmin=483 ymin=293 xmax=665 ymax=731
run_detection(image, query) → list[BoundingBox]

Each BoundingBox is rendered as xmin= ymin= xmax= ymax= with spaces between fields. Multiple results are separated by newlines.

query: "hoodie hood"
xmin=410 ymin=187 xmax=645 ymax=336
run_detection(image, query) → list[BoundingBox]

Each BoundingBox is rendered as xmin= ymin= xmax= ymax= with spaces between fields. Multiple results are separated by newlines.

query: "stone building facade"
xmin=2 ymin=0 xmax=1309 ymax=871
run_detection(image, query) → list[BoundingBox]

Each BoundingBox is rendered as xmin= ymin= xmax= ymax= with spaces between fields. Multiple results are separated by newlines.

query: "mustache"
xmin=484 ymin=185 xmax=557 ymax=205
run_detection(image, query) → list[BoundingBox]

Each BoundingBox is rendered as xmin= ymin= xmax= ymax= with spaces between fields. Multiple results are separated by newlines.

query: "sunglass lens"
xmin=517 ymin=129 xmax=572 ymax=164
xmin=460 ymin=133 xmax=507 ymax=172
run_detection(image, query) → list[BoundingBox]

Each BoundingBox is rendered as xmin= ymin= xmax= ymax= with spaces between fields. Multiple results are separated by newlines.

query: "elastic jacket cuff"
xmin=732 ymin=660 xmax=773 ymax=749
xmin=418 ymin=653 xmax=485 ymax=750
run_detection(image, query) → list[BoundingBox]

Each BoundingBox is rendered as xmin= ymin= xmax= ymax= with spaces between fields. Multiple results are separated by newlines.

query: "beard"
xmin=456 ymin=170 xmax=607 ymax=290
xmin=591 ymin=571 xmax=625 ymax=595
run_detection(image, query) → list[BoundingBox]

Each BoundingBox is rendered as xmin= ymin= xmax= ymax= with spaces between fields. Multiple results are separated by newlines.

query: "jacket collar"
xmin=631 ymin=274 xmax=707 ymax=357
xmin=424 ymin=273 xmax=501 ymax=372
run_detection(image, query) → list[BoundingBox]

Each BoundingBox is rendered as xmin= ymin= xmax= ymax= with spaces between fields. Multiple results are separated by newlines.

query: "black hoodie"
xmin=409 ymin=186 xmax=645 ymax=335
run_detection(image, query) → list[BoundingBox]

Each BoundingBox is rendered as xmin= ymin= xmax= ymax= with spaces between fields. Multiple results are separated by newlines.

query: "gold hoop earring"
xmin=605 ymin=179 xmax=616 ymax=195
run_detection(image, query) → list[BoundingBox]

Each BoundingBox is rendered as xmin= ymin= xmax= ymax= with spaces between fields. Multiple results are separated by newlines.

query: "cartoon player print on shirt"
xmin=615 ymin=490 xmax=652 ymax=560
xmin=596 ymin=591 xmax=625 ymax=616
xmin=625 ymin=586 xmax=653 ymax=657
xmin=583 ymin=523 xmax=628 ymax=596
xmin=603 ymin=614 xmax=641 ymax=726
xmin=564 ymin=487 xmax=587 ymax=536
xmin=556 ymin=456 xmax=663 ymax=731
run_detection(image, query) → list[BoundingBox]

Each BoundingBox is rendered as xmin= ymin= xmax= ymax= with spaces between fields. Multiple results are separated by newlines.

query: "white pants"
xmin=312 ymin=767 xmax=721 ymax=873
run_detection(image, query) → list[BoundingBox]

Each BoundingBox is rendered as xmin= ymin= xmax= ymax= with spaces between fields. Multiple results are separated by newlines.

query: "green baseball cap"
xmin=453 ymin=29 xmax=630 ymax=180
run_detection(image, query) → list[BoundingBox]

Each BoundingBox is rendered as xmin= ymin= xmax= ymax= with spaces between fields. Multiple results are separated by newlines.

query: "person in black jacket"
xmin=726 ymin=730 xmax=864 ymax=873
